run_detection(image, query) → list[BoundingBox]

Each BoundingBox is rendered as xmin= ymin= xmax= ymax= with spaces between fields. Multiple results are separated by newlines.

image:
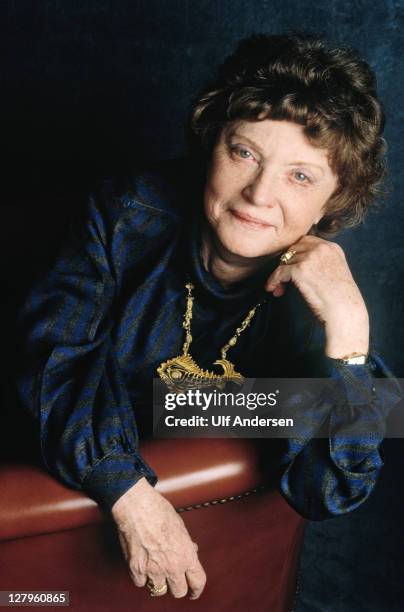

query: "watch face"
xmin=343 ymin=355 xmax=368 ymax=365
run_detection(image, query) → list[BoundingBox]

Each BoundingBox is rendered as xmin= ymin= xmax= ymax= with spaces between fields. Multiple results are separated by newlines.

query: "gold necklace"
xmin=157 ymin=281 xmax=264 ymax=392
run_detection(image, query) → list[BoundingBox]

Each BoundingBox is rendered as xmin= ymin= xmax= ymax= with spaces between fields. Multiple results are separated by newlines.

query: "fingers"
xmin=165 ymin=559 xmax=206 ymax=600
xmin=276 ymin=234 xmax=324 ymax=268
xmin=167 ymin=573 xmax=189 ymax=599
xmin=166 ymin=547 xmax=205 ymax=599
xmin=148 ymin=562 xmax=206 ymax=601
xmin=267 ymin=236 xmax=341 ymax=294
xmin=135 ymin=566 xmax=206 ymax=601
xmin=186 ymin=559 xmax=207 ymax=600
xmin=125 ymin=539 xmax=205 ymax=599
xmin=266 ymin=264 xmax=295 ymax=294
xmin=270 ymin=283 xmax=286 ymax=297
xmin=142 ymin=547 xmax=206 ymax=600
xmin=131 ymin=572 xmax=147 ymax=588
xmin=266 ymin=249 xmax=305 ymax=295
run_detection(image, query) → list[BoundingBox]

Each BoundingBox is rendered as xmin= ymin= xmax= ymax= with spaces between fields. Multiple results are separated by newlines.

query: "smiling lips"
xmin=231 ymin=209 xmax=274 ymax=229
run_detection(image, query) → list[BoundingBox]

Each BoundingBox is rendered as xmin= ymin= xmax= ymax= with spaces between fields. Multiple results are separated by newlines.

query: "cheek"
xmin=281 ymin=192 xmax=322 ymax=233
xmin=208 ymin=164 xmax=231 ymax=198
xmin=204 ymin=185 xmax=224 ymax=225
xmin=207 ymin=151 xmax=245 ymax=198
xmin=204 ymin=169 xmax=235 ymax=219
xmin=311 ymin=190 xmax=331 ymax=223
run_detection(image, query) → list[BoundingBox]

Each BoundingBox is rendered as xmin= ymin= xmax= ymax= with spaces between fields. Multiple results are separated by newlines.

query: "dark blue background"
xmin=2 ymin=2 xmax=404 ymax=610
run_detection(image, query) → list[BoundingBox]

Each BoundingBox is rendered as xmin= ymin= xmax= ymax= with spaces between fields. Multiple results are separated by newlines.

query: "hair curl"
xmin=188 ymin=32 xmax=387 ymax=236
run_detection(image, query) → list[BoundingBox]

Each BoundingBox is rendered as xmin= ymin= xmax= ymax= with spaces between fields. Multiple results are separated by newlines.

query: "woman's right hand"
xmin=111 ymin=477 xmax=207 ymax=599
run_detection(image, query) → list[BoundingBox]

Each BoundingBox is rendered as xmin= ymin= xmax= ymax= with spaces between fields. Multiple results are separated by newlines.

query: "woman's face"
xmin=203 ymin=119 xmax=339 ymax=260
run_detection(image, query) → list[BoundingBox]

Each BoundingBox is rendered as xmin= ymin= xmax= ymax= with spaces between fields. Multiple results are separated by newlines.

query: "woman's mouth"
xmin=231 ymin=210 xmax=274 ymax=230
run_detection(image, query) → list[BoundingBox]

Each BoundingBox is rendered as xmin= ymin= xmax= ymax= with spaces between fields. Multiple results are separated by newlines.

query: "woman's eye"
xmin=239 ymin=148 xmax=252 ymax=159
xmin=293 ymin=171 xmax=311 ymax=183
xmin=231 ymin=146 xmax=254 ymax=160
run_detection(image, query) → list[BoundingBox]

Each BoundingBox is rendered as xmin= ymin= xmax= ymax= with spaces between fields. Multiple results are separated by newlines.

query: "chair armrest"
xmin=0 ymin=438 xmax=266 ymax=541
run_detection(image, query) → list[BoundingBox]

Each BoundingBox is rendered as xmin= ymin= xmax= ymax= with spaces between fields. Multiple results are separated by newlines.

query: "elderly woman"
xmin=15 ymin=33 xmax=400 ymax=600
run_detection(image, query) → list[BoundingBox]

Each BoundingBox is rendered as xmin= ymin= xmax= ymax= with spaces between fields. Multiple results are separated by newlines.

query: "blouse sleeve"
xmin=14 ymin=189 xmax=157 ymax=513
xmin=278 ymin=323 xmax=402 ymax=521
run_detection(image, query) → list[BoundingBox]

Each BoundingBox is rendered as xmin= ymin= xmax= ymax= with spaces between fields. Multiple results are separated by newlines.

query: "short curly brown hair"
xmin=189 ymin=32 xmax=387 ymax=236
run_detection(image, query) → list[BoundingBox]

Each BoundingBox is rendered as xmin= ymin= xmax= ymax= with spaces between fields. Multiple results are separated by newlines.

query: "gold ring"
xmin=280 ymin=249 xmax=297 ymax=265
xmin=146 ymin=579 xmax=168 ymax=597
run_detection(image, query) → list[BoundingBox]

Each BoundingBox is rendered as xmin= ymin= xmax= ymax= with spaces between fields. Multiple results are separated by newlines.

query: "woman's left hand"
xmin=265 ymin=235 xmax=370 ymax=359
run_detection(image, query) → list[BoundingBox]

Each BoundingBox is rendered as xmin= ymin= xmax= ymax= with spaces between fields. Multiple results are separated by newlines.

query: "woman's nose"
xmin=241 ymin=168 xmax=278 ymax=207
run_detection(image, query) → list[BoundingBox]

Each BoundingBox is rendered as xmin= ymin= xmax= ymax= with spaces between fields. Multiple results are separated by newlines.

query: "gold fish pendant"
xmin=157 ymin=353 xmax=244 ymax=393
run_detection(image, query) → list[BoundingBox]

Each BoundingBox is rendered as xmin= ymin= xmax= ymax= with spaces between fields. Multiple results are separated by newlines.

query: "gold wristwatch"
xmin=338 ymin=352 xmax=369 ymax=365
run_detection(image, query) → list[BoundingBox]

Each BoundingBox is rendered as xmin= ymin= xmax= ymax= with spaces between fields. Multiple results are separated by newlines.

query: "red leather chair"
xmin=0 ymin=438 xmax=305 ymax=611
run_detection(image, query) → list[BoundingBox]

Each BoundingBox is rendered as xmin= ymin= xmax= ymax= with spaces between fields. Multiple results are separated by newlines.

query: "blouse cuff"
xmin=82 ymin=449 xmax=158 ymax=512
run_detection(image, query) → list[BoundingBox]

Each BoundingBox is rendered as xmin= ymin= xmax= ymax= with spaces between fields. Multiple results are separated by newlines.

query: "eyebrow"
xmin=227 ymin=130 xmax=326 ymax=174
xmin=287 ymin=161 xmax=325 ymax=175
xmin=227 ymin=130 xmax=265 ymax=154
